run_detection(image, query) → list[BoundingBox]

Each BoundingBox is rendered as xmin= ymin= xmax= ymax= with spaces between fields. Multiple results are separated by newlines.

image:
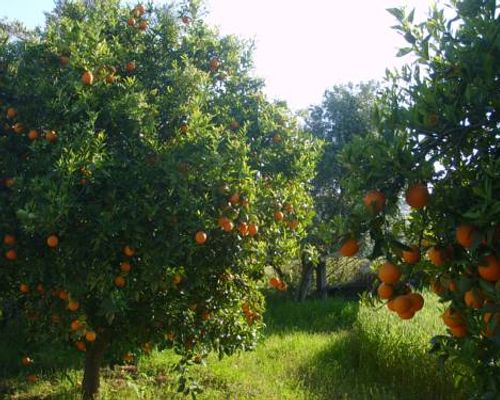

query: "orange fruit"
xmin=180 ymin=123 xmax=188 ymax=134
xmin=123 ymin=245 xmax=135 ymax=257
xmin=172 ymin=274 xmax=182 ymax=285
xmin=398 ymin=310 xmax=415 ymax=320
xmin=85 ymin=331 xmax=97 ymax=342
xmin=114 ymin=276 xmax=126 ymax=288
xmin=464 ymin=289 xmax=483 ymax=309
xmin=442 ymin=308 xmax=464 ymax=327
xmin=120 ymin=261 xmax=131 ymax=273
xmin=448 ymin=280 xmax=458 ymax=292
xmin=139 ymin=21 xmax=148 ymax=31
xmin=377 ymin=283 xmax=394 ymax=299
xmin=59 ymin=55 xmax=70 ymax=66
xmin=36 ymin=283 xmax=45 ymax=295
xmin=105 ymin=74 xmax=116 ymax=84
xmin=363 ymin=190 xmax=386 ymax=213
xmin=222 ymin=220 xmax=234 ymax=232
xmin=229 ymin=192 xmax=240 ymax=204
xmin=449 ymin=325 xmax=467 ymax=338
xmin=4 ymin=177 xmax=15 ymax=187
xmin=248 ymin=223 xmax=258 ymax=237
xmin=127 ymin=17 xmax=136 ymax=26
xmin=378 ymin=262 xmax=402 ymax=284
xmin=427 ymin=246 xmax=447 ymax=267
xmin=28 ymin=129 xmax=39 ymax=141
xmin=81 ymin=71 xmax=94 ymax=85
xmin=210 ymin=56 xmax=220 ymax=71
xmin=274 ymin=211 xmax=284 ymax=222
xmin=125 ymin=61 xmax=136 ymax=72
xmin=195 ymin=231 xmax=207 ymax=244
xmin=45 ymin=130 xmax=57 ymax=142
xmin=67 ymin=301 xmax=80 ymax=312
xmin=6 ymin=107 xmax=17 ymax=119
xmin=478 ymin=254 xmax=500 ymax=282
xmin=405 ymin=183 xmax=429 ymax=209
xmin=456 ymin=224 xmax=475 ymax=248
xmin=58 ymin=290 xmax=69 ymax=301
xmin=402 ymin=245 xmax=420 ymax=264
xmin=70 ymin=320 xmax=81 ymax=331
xmin=392 ymin=295 xmax=413 ymax=314
xmin=287 ymin=219 xmax=299 ymax=230
xmin=201 ymin=311 xmax=211 ymax=321
xmin=277 ymin=281 xmax=288 ymax=292
xmin=284 ymin=203 xmax=294 ymax=213
xmin=21 ymin=356 xmax=33 ymax=366
xmin=430 ymin=278 xmax=444 ymax=295
xmin=27 ymin=374 xmax=39 ymax=383
xmin=181 ymin=15 xmax=190 ymax=24
xmin=135 ymin=4 xmax=145 ymax=15
xmin=272 ymin=133 xmax=282 ymax=143
xmin=217 ymin=216 xmax=229 ymax=228
xmin=387 ymin=299 xmax=397 ymax=311
xmin=47 ymin=234 xmax=59 ymax=248
xmin=230 ymin=121 xmax=240 ymax=130
xmin=269 ymin=277 xmax=280 ymax=288
xmin=5 ymin=249 xmax=17 ymax=261
xmin=123 ymin=352 xmax=135 ymax=362
xmin=3 ymin=234 xmax=16 ymax=246
xmin=12 ymin=122 xmax=24 ymax=134
xmin=238 ymin=223 xmax=248 ymax=236
xmin=20 ymin=283 xmax=29 ymax=294
xmin=339 ymin=238 xmax=359 ymax=257
xmin=408 ymin=293 xmax=424 ymax=312
xmin=75 ymin=340 xmax=86 ymax=352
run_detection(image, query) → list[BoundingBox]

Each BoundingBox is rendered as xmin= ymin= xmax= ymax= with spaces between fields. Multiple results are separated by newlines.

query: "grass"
xmin=1 ymin=292 xmax=469 ymax=400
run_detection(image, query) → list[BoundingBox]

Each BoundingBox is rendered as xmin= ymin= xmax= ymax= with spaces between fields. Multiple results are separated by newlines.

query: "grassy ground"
xmin=1 ymin=292 xmax=469 ymax=400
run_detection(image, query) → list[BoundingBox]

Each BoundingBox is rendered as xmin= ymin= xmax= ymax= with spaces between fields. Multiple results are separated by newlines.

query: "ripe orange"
xmin=181 ymin=15 xmax=190 ymax=24
xmin=125 ymin=61 xmax=136 ymax=72
xmin=392 ymin=295 xmax=413 ymax=314
xmin=4 ymin=177 xmax=15 ymax=188
xmin=27 ymin=374 xmax=39 ymax=383
xmin=478 ymin=254 xmax=500 ymax=282
xmin=201 ymin=311 xmax=211 ymax=321
xmin=195 ymin=231 xmax=207 ymax=244
xmin=248 ymin=223 xmax=259 ymax=236
xmin=135 ymin=4 xmax=145 ymax=15
xmin=387 ymin=299 xmax=396 ymax=311
xmin=85 ymin=331 xmax=97 ymax=342
xmin=127 ymin=17 xmax=136 ymax=26
xmin=81 ymin=71 xmax=94 ymax=85
xmin=274 ymin=211 xmax=284 ymax=222
xmin=105 ymin=74 xmax=116 ymax=84
xmin=21 ymin=356 xmax=33 ymax=366
xmin=427 ymin=246 xmax=447 ymax=267
xmin=58 ymin=290 xmax=69 ymax=301
xmin=448 ymin=280 xmax=458 ymax=292
xmin=19 ymin=283 xmax=29 ymax=294
xmin=209 ymin=56 xmax=220 ymax=71
xmin=3 ymin=234 xmax=16 ymax=246
xmin=59 ymin=55 xmax=70 ymax=66
xmin=398 ymin=310 xmax=415 ymax=320
xmin=139 ymin=21 xmax=148 ymax=31
xmin=339 ymin=238 xmax=359 ymax=257
xmin=67 ymin=301 xmax=80 ymax=312
xmin=47 ymin=234 xmax=59 ymax=248
xmin=405 ymin=183 xmax=429 ymax=209
xmin=449 ymin=325 xmax=467 ymax=338
xmin=284 ymin=203 xmax=294 ymax=213
xmin=402 ymin=245 xmax=420 ymax=264
xmin=70 ymin=320 xmax=81 ymax=331
xmin=114 ymin=276 xmax=126 ymax=288
xmin=269 ymin=277 xmax=280 ymax=288
xmin=12 ymin=122 xmax=24 ymax=134
xmin=363 ymin=190 xmax=386 ymax=213
xmin=45 ymin=130 xmax=57 ymax=142
xmin=120 ymin=261 xmax=131 ymax=273
xmin=5 ymin=249 xmax=17 ymax=261
xmin=28 ymin=129 xmax=39 ymax=141
xmin=222 ymin=220 xmax=234 ymax=232
xmin=172 ymin=274 xmax=182 ymax=285
xmin=408 ymin=293 xmax=424 ymax=312
xmin=180 ymin=123 xmax=188 ymax=134
xmin=442 ymin=308 xmax=464 ymax=327
xmin=6 ymin=107 xmax=17 ymax=119
xmin=123 ymin=352 xmax=135 ymax=362
xmin=277 ymin=281 xmax=288 ymax=292
xmin=464 ymin=289 xmax=483 ymax=309
xmin=378 ymin=262 xmax=402 ymax=284
xmin=123 ymin=245 xmax=135 ymax=257
xmin=272 ymin=133 xmax=282 ymax=143
xmin=229 ymin=192 xmax=240 ymax=204
xmin=287 ymin=219 xmax=299 ymax=230
xmin=75 ymin=340 xmax=86 ymax=352
xmin=456 ymin=224 xmax=475 ymax=248
xmin=238 ymin=223 xmax=248 ymax=236
xmin=377 ymin=283 xmax=394 ymax=299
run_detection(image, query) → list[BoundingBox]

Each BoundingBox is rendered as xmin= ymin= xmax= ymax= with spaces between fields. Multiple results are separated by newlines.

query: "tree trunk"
xmin=316 ymin=258 xmax=328 ymax=300
xmin=295 ymin=253 xmax=314 ymax=302
xmin=82 ymin=333 xmax=108 ymax=400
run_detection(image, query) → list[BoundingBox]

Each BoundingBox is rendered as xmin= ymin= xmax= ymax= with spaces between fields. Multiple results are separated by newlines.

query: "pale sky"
xmin=2 ymin=0 xmax=436 ymax=110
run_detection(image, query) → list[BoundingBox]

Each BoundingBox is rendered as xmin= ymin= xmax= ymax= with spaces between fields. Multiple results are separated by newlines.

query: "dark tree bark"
xmin=296 ymin=254 xmax=314 ymax=302
xmin=82 ymin=333 xmax=109 ymax=400
xmin=316 ymin=258 xmax=328 ymax=300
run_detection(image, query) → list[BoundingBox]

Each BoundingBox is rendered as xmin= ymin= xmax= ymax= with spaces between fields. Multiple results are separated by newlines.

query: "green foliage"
xmin=0 ymin=0 xmax=320 ymax=394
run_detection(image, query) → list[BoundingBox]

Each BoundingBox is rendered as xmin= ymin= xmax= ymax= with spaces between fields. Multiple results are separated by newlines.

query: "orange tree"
xmin=0 ymin=1 xmax=318 ymax=398
xmin=334 ymin=0 xmax=499 ymax=396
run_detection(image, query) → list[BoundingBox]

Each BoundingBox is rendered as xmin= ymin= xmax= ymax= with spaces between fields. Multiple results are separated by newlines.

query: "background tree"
xmin=0 ymin=1 xmax=319 ymax=398
xmin=335 ymin=0 xmax=499 ymax=396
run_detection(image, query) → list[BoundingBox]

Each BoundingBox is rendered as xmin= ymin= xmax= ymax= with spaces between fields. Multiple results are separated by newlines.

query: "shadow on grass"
xmin=296 ymin=326 xmax=467 ymax=400
xmin=263 ymin=292 xmax=359 ymax=334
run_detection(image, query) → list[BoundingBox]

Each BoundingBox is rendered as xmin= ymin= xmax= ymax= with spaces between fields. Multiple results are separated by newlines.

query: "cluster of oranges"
xmin=241 ymin=302 xmax=260 ymax=325
xmin=216 ymin=192 xmax=259 ymax=237
xmin=127 ymin=4 xmax=148 ymax=31
xmin=274 ymin=202 xmax=299 ymax=231
xmin=1 ymin=106 xmax=58 ymax=144
xmin=114 ymin=245 xmax=137 ymax=288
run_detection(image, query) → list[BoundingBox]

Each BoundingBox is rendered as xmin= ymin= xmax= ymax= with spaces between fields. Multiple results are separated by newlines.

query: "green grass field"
xmin=1 ymin=292 xmax=470 ymax=400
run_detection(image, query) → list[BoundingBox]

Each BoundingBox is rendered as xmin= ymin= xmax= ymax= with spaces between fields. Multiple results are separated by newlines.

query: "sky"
xmin=2 ymin=0 xmax=435 ymax=111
